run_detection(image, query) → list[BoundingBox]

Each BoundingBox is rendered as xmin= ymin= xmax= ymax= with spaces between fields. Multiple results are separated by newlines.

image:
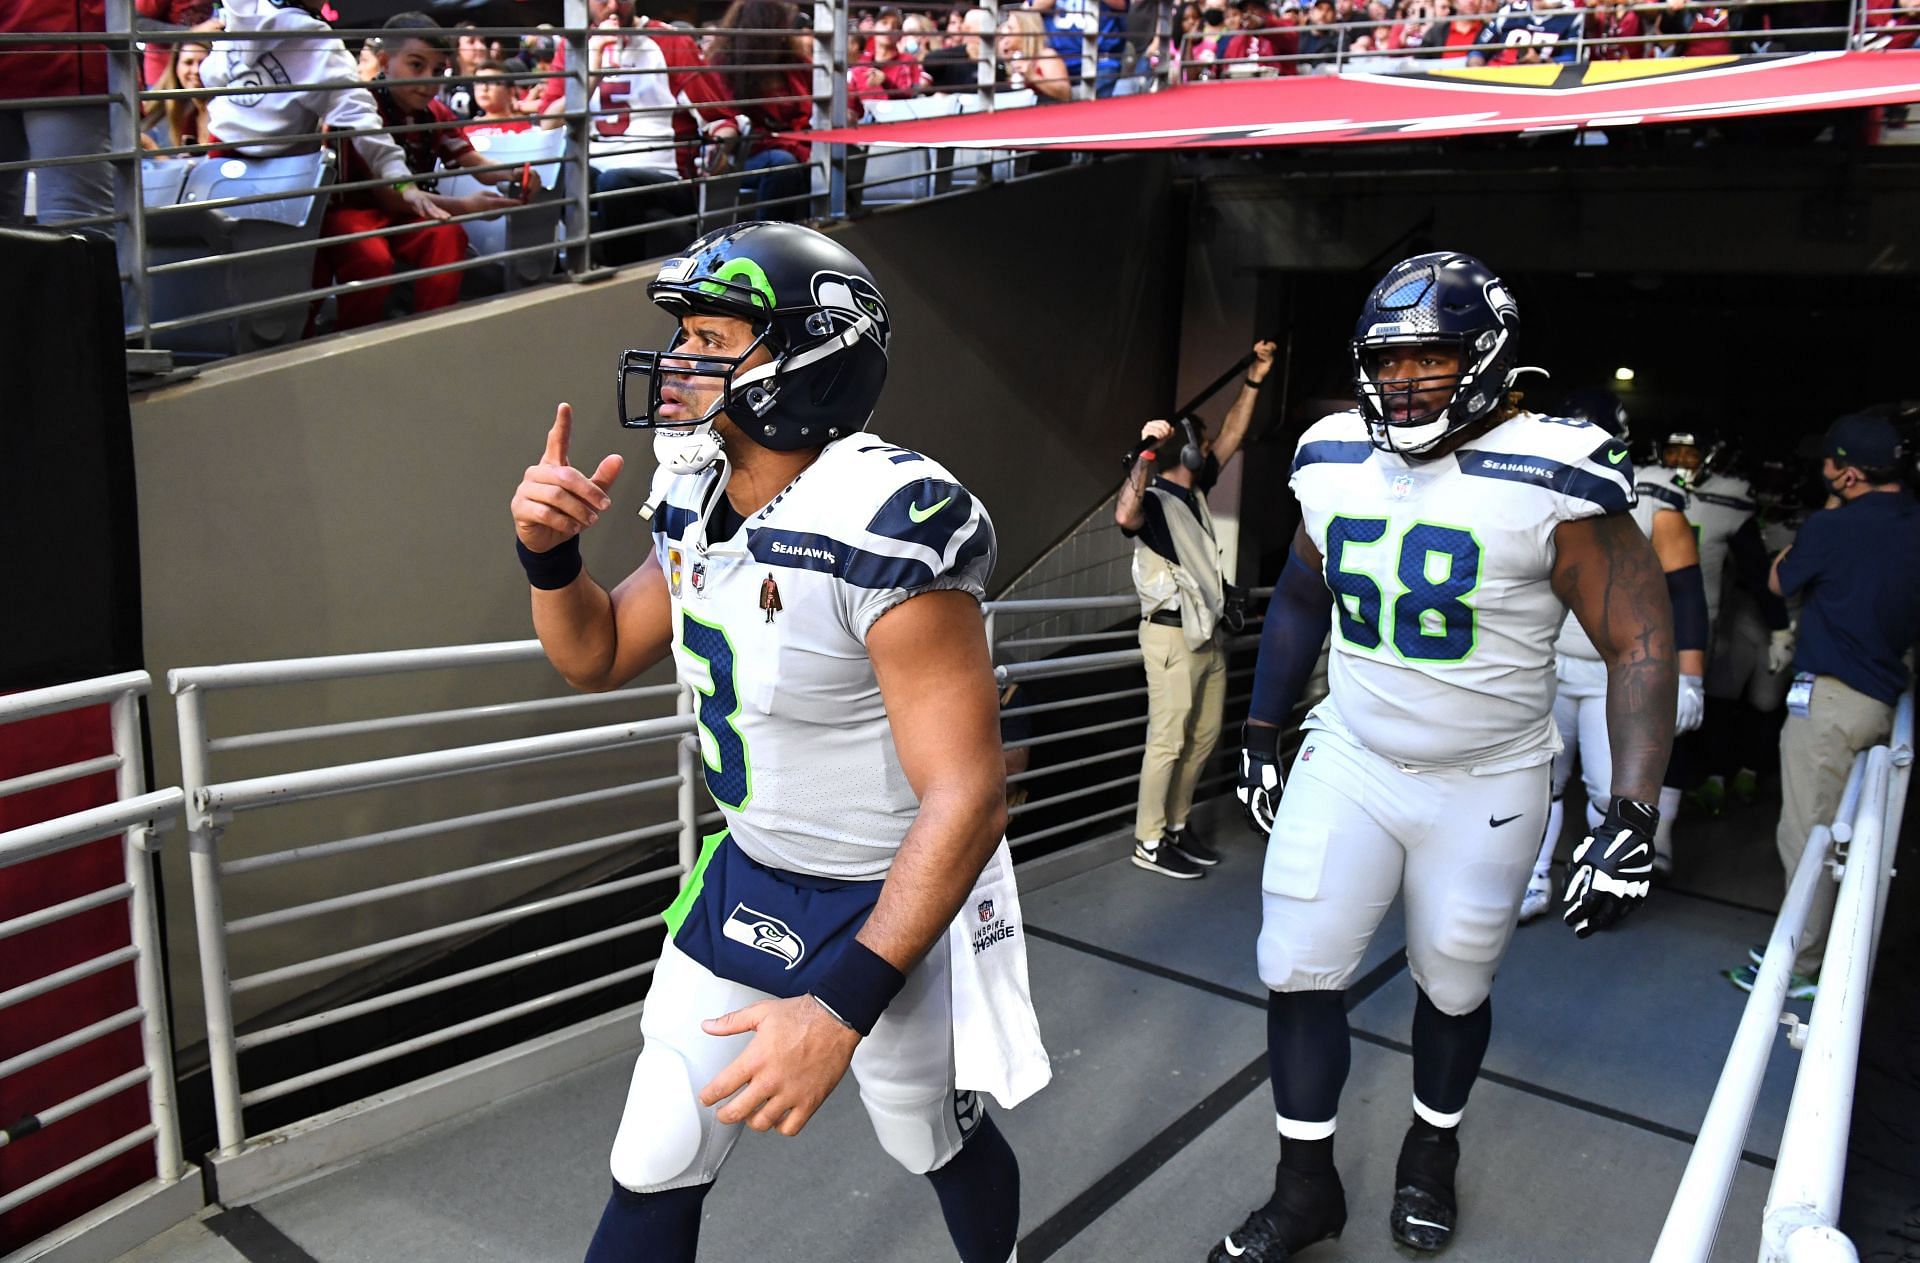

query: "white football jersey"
xmin=649 ymin=434 xmax=997 ymax=880
xmin=1685 ymin=474 xmax=1757 ymax=627
xmin=1554 ymin=473 xmax=1675 ymax=662
xmin=1290 ymin=410 xmax=1635 ymax=772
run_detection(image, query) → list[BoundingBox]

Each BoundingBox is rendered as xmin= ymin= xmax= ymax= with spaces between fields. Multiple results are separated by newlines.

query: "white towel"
xmin=948 ymin=839 xmax=1052 ymax=1108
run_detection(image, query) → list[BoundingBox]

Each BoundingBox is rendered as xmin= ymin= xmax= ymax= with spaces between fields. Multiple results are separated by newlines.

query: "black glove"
xmin=1237 ymin=722 xmax=1284 ymax=836
xmin=1562 ymin=797 xmax=1658 ymax=938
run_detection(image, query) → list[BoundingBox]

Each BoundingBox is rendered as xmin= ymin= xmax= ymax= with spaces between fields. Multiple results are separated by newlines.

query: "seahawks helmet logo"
xmin=809 ymin=270 xmax=891 ymax=351
xmin=1482 ymin=279 xmax=1517 ymax=324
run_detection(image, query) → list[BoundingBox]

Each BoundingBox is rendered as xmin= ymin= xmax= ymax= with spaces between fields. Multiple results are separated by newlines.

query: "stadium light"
xmin=1614 ymin=367 xmax=1636 ymax=383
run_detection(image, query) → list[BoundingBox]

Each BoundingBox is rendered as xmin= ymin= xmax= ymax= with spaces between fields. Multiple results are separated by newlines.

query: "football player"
xmin=510 ymin=222 xmax=1026 ymax=1263
xmin=1519 ymin=394 xmax=1709 ymax=919
xmin=1224 ymin=254 xmax=1677 ymax=1259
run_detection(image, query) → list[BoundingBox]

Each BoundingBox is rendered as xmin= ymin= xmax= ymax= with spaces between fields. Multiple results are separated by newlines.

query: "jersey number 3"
xmin=682 ymin=611 xmax=751 ymax=810
xmin=1325 ymin=518 xmax=1481 ymax=662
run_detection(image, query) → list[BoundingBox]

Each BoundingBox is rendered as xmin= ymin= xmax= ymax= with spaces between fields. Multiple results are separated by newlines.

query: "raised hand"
xmin=510 ymin=402 xmax=625 ymax=554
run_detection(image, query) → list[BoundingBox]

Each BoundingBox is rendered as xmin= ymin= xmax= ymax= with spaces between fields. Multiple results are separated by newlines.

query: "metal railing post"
xmin=1760 ymin=748 xmax=1892 ymax=1262
xmin=829 ymin=0 xmax=850 ymax=219
xmin=1152 ymin=0 xmax=1174 ymax=93
xmin=176 ymin=685 xmax=246 ymax=1154
xmin=676 ymin=686 xmax=698 ymax=880
xmin=104 ymin=0 xmax=150 ymax=349
xmin=563 ymin=0 xmax=593 ymax=274
xmin=979 ymin=0 xmax=1002 ymax=112
xmin=111 ymin=686 xmax=184 ymax=1182
xmin=812 ymin=1 xmax=833 ymax=216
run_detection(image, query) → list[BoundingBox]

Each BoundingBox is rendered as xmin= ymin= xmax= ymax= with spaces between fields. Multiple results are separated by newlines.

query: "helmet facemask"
xmin=1353 ymin=334 xmax=1491 ymax=457
xmin=618 ymin=318 xmax=785 ymax=474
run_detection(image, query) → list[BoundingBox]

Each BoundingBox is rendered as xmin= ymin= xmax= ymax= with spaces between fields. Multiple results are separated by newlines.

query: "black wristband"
xmin=1244 ymin=376 xmax=1265 ymax=389
xmin=810 ymin=940 xmax=906 ymax=1038
xmin=516 ymin=535 xmax=583 ymax=590
xmin=1243 ymin=721 xmax=1281 ymax=761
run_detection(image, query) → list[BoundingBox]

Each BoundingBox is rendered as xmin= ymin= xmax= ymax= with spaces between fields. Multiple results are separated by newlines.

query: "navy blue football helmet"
xmin=619 ymin=222 xmax=891 ymax=471
xmin=1563 ymin=388 xmax=1629 ymax=441
xmin=1351 ymin=252 xmax=1526 ymax=457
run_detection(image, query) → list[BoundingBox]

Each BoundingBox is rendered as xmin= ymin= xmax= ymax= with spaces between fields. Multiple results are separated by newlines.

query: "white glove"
xmin=1675 ymin=673 xmax=1705 ymax=734
xmin=1767 ymin=628 xmax=1795 ymax=676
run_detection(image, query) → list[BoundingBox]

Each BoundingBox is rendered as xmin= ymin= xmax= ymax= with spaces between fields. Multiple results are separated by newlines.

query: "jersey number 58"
xmin=1324 ymin=517 xmax=1481 ymax=662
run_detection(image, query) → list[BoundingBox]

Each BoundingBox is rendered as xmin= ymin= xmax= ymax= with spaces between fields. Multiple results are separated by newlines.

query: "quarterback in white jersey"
xmin=510 ymin=223 xmax=1031 ymax=1263
xmin=1221 ymin=254 xmax=1677 ymax=1262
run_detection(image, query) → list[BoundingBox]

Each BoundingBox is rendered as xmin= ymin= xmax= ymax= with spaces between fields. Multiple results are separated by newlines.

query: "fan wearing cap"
xmin=1725 ymin=413 xmax=1920 ymax=999
xmin=509 ymin=222 xmax=1034 ymax=1263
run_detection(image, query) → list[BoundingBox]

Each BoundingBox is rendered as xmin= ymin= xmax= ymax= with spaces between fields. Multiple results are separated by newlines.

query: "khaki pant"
xmin=1135 ymin=619 xmax=1227 ymax=843
xmin=1777 ymin=675 xmax=1894 ymax=977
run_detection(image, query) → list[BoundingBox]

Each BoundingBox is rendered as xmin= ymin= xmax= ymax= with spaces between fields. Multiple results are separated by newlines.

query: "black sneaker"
xmin=1132 ymin=839 xmax=1205 ymax=880
xmin=1391 ymin=1124 xmax=1460 ymax=1252
xmin=1208 ymin=1167 xmax=1346 ymax=1262
xmin=1168 ymin=826 xmax=1221 ymax=867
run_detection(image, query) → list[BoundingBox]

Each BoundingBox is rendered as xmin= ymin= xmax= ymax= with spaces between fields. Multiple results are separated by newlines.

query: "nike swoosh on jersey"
xmin=1489 ymin=813 xmax=1522 ymax=827
xmin=907 ymin=495 xmax=953 ymax=523
xmin=1607 ymin=448 xmax=1629 ymax=465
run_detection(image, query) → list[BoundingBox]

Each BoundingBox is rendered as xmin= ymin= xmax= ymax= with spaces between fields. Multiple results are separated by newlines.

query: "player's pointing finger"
xmin=543 ymin=402 xmax=572 ymax=467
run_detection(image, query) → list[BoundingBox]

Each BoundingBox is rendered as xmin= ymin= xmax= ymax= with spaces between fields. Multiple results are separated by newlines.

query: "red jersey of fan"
xmin=335 ymin=86 xmax=474 ymax=211
xmin=2 ymin=0 xmax=106 ymax=100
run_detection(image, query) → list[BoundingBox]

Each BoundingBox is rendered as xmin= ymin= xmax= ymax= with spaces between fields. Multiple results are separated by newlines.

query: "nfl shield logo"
xmin=1389 ymin=473 xmax=1415 ymax=500
xmin=690 ymin=562 xmax=706 ymax=595
xmin=977 ymin=899 xmax=994 ymax=922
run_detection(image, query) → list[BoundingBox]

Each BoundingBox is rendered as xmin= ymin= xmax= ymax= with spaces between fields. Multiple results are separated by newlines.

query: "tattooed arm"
xmin=1550 ymin=513 xmax=1677 ymax=804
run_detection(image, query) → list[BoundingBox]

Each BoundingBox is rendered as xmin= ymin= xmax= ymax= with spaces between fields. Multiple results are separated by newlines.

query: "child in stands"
xmin=313 ymin=13 xmax=525 ymax=331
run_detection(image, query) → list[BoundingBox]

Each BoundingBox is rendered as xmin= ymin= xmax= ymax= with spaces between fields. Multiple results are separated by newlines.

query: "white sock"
xmin=1534 ymin=799 xmax=1563 ymax=879
xmin=1654 ymin=785 xmax=1682 ymax=862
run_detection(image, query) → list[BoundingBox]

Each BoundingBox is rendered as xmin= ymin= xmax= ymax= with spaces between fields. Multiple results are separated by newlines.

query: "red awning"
xmin=802 ymin=52 xmax=1920 ymax=150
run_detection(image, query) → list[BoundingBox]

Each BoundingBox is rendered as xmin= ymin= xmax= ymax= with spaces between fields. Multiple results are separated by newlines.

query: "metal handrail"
xmin=1651 ymin=688 xmax=1914 ymax=1263
xmin=0 ymin=671 xmax=195 ymax=1256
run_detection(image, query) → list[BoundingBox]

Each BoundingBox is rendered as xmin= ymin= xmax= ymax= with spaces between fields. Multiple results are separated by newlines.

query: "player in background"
xmin=1641 ymin=431 xmax=1755 ymax=854
xmin=510 ymin=222 xmax=1037 ymax=1263
xmin=1518 ymin=393 xmax=1708 ymax=921
xmin=1224 ymin=254 xmax=1676 ymax=1260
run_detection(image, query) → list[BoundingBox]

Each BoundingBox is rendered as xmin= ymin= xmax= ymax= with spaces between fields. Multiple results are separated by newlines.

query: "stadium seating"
xmin=443 ymin=127 xmax=569 ymax=293
xmin=143 ymin=150 xmax=336 ymax=360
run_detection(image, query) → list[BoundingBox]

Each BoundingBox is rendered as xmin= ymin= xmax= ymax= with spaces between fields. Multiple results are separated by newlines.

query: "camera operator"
xmin=1115 ymin=340 xmax=1276 ymax=879
xmin=1728 ymin=414 xmax=1920 ymax=997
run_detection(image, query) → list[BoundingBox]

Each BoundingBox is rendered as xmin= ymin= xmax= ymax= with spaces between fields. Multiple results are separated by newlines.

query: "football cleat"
xmin=1391 ymin=1124 xmax=1460 ymax=1253
xmin=1517 ymin=870 xmax=1554 ymax=924
xmin=1209 ymin=1167 xmax=1346 ymax=1262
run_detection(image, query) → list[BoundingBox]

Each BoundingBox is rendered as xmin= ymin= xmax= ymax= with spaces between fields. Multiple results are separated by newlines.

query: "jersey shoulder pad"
xmin=1454 ymin=412 xmax=1636 ymax=515
xmin=1291 ymin=410 xmax=1374 ymax=477
xmin=751 ymin=434 xmax=996 ymax=593
xmin=647 ymin=465 xmax=713 ymax=545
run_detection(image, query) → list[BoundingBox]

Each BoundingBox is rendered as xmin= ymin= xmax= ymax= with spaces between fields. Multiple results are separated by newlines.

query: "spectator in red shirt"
xmin=0 ymin=0 xmax=113 ymax=229
xmin=709 ymin=0 xmax=815 ymax=219
xmin=851 ymin=7 xmax=933 ymax=100
xmin=1861 ymin=0 xmax=1919 ymax=47
xmin=1592 ymin=0 xmax=1648 ymax=55
xmin=465 ymin=61 xmax=534 ymax=140
xmin=316 ymin=13 xmax=520 ymax=331
xmin=1223 ymin=0 xmax=1302 ymax=74
xmin=1655 ymin=0 xmax=1733 ymax=52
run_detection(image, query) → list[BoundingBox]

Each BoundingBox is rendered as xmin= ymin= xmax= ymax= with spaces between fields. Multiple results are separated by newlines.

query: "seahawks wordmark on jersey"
xmin=1290 ymin=410 xmax=1634 ymax=772
xmin=650 ymin=434 xmax=996 ymax=881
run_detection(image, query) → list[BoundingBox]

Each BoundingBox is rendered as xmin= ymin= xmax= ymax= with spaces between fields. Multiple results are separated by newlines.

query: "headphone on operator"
xmin=1173 ymin=416 xmax=1206 ymax=472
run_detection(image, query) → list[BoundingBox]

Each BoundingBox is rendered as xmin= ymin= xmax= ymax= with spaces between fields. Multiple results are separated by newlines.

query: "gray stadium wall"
xmin=127 ymin=155 xmax=1179 ymax=1050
